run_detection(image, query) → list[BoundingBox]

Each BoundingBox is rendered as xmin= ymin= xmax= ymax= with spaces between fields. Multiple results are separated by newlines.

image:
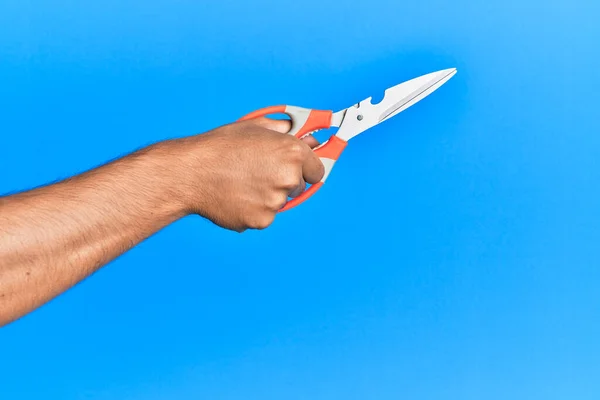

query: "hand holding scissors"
xmin=240 ymin=68 xmax=457 ymax=211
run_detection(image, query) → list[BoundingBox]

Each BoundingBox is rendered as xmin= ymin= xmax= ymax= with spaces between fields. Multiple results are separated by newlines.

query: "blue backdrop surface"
xmin=1 ymin=0 xmax=600 ymax=399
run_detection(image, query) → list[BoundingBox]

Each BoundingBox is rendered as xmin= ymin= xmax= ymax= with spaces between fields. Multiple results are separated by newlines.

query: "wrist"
xmin=139 ymin=140 xmax=196 ymax=220
xmin=146 ymin=136 xmax=216 ymax=218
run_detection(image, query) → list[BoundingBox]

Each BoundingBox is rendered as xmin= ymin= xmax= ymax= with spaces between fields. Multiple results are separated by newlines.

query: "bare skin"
xmin=0 ymin=118 xmax=324 ymax=326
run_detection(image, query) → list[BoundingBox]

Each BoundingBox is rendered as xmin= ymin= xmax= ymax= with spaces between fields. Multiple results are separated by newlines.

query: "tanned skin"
xmin=0 ymin=118 xmax=324 ymax=326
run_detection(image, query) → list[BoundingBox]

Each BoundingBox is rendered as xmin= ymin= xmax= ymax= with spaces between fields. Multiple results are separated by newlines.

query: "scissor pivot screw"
xmin=357 ymin=115 xmax=363 ymax=121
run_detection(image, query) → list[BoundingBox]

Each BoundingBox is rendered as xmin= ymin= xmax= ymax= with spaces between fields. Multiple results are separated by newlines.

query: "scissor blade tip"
xmin=440 ymin=67 xmax=457 ymax=80
xmin=428 ymin=68 xmax=457 ymax=80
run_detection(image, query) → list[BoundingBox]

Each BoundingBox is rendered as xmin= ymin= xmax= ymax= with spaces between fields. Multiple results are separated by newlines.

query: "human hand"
xmin=162 ymin=118 xmax=324 ymax=232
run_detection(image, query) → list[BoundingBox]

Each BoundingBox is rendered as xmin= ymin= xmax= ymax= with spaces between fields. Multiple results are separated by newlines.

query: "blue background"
xmin=1 ymin=0 xmax=600 ymax=399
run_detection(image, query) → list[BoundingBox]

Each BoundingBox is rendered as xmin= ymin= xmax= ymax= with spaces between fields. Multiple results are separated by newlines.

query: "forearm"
xmin=0 ymin=118 xmax=322 ymax=326
xmin=0 ymin=141 xmax=189 ymax=325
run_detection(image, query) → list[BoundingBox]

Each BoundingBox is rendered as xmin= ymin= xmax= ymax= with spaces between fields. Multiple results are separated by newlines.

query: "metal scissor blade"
xmin=378 ymin=68 xmax=457 ymax=123
xmin=335 ymin=68 xmax=457 ymax=142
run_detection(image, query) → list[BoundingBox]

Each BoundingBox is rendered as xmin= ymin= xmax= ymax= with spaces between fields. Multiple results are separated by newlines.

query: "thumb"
xmin=253 ymin=117 xmax=292 ymax=134
xmin=252 ymin=117 xmax=321 ymax=148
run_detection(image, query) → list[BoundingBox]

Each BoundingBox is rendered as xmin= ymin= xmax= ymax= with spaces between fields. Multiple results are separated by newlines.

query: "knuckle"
xmin=248 ymin=213 xmax=276 ymax=230
xmin=266 ymin=192 xmax=288 ymax=210
xmin=287 ymin=141 xmax=306 ymax=161
xmin=280 ymin=172 xmax=302 ymax=190
xmin=289 ymin=180 xmax=306 ymax=198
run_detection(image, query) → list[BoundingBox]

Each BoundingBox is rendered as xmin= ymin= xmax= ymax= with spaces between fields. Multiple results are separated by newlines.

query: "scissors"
xmin=240 ymin=67 xmax=457 ymax=212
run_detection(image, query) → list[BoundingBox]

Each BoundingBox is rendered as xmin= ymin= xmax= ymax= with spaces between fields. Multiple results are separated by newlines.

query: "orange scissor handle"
xmin=239 ymin=105 xmax=333 ymax=139
xmin=239 ymin=105 xmax=344 ymax=212
xmin=279 ymin=135 xmax=347 ymax=211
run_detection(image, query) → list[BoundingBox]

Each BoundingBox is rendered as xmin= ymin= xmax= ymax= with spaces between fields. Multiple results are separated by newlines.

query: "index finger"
xmin=300 ymin=141 xmax=325 ymax=185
